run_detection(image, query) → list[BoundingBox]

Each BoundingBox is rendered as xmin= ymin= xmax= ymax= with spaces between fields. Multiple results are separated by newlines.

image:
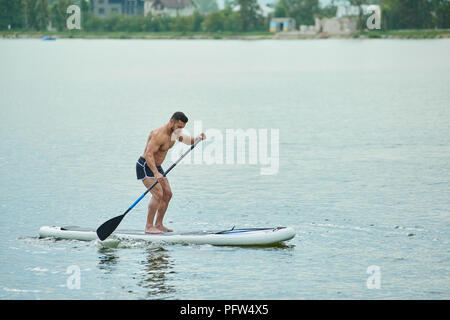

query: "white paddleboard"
xmin=38 ymin=226 xmax=295 ymax=246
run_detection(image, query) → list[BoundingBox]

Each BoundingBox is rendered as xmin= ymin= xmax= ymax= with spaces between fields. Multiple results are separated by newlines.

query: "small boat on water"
xmin=42 ymin=36 xmax=56 ymax=41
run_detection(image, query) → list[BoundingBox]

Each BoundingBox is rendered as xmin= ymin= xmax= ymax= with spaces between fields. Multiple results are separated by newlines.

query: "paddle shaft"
xmin=124 ymin=138 xmax=202 ymax=215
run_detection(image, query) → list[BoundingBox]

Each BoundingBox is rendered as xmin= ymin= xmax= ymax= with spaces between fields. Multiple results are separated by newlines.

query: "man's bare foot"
xmin=145 ymin=226 xmax=164 ymax=234
xmin=156 ymin=224 xmax=173 ymax=232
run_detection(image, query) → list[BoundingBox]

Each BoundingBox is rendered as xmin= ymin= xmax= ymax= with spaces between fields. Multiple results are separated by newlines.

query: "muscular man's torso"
xmin=142 ymin=125 xmax=176 ymax=166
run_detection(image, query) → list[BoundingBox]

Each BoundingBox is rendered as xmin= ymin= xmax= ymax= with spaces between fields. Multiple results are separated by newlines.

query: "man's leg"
xmin=142 ymin=177 xmax=164 ymax=234
xmin=155 ymin=178 xmax=173 ymax=232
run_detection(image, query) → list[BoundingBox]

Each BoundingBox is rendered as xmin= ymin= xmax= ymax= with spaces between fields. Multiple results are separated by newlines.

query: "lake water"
xmin=0 ymin=39 xmax=449 ymax=299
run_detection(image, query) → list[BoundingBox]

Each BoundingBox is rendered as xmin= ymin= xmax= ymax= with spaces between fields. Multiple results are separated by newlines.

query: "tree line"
xmin=0 ymin=0 xmax=448 ymax=32
xmin=1 ymin=0 xmax=265 ymax=32
xmin=381 ymin=0 xmax=449 ymax=29
xmin=0 ymin=0 xmax=90 ymax=30
xmin=274 ymin=0 xmax=449 ymax=30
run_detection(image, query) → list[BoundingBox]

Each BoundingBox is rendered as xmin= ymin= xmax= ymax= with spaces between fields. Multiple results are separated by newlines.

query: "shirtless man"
xmin=136 ymin=112 xmax=206 ymax=234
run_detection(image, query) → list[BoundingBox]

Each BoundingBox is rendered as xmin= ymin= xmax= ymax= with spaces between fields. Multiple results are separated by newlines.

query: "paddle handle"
xmin=124 ymin=138 xmax=202 ymax=214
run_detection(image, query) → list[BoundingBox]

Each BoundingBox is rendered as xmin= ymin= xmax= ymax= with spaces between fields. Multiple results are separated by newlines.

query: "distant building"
xmin=269 ymin=18 xmax=296 ymax=32
xmin=144 ymin=0 xmax=197 ymax=17
xmin=315 ymin=17 xmax=357 ymax=35
xmin=299 ymin=24 xmax=316 ymax=35
xmin=314 ymin=4 xmax=379 ymax=35
xmin=90 ymin=0 xmax=145 ymax=18
xmin=271 ymin=3 xmax=366 ymax=36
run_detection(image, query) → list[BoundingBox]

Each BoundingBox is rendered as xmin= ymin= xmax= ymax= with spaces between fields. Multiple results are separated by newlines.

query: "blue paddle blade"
xmin=96 ymin=214 xmax=125 ymax=241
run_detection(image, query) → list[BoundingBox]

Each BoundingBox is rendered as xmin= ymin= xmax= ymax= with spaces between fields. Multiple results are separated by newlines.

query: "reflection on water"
xmin=139 ymin=247 xmax=176 ymax=299
xmin=97 ymin=247 xmax=120 ymax=273
xmin=236 ymin=243 xmax=296 ymax=250
xmin=96 ymin=245 xmax=176 ymax=299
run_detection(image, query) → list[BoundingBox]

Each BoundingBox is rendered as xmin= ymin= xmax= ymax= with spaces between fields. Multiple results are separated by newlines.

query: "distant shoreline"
xmin=1 ymin=29 xmax=449 ymax=40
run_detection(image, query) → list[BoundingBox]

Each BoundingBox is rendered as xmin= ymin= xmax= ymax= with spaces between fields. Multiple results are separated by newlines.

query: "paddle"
xmin=96 ymin=138 xmax=202 ymax=241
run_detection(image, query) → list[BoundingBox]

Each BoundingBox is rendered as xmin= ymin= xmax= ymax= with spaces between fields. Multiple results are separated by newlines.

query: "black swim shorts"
xmin=136 ymin=156 xmax=165 ymax=180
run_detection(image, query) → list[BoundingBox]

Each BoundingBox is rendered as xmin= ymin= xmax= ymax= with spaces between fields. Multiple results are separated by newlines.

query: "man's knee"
xmin=162 ymin=190 xmax=172 ymax=202
xmin=151 ymin=189 xmax=164 ymax=203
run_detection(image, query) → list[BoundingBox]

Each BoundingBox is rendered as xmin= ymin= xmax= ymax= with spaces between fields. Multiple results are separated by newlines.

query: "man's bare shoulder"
xmin=148 ymin=126 xmax=168 ymax=144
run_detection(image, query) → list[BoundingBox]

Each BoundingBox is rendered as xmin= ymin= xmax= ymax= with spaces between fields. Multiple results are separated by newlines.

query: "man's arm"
xmin=143 ymin=135 xmax=163 ymax=178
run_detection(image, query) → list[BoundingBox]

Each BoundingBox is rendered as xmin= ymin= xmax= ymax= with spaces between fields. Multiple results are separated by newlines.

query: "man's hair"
xmin=171 ymin=111 xmax=188 ymax=123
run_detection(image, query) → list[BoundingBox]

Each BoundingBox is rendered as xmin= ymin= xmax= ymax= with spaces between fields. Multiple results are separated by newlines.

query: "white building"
xmin=90 ymin=0 xmax=145 ymax=18
xmin=315 ymin=17 xmax=357 ymax=35
xmin=144 ymin=0 xmax=197 ymax=17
